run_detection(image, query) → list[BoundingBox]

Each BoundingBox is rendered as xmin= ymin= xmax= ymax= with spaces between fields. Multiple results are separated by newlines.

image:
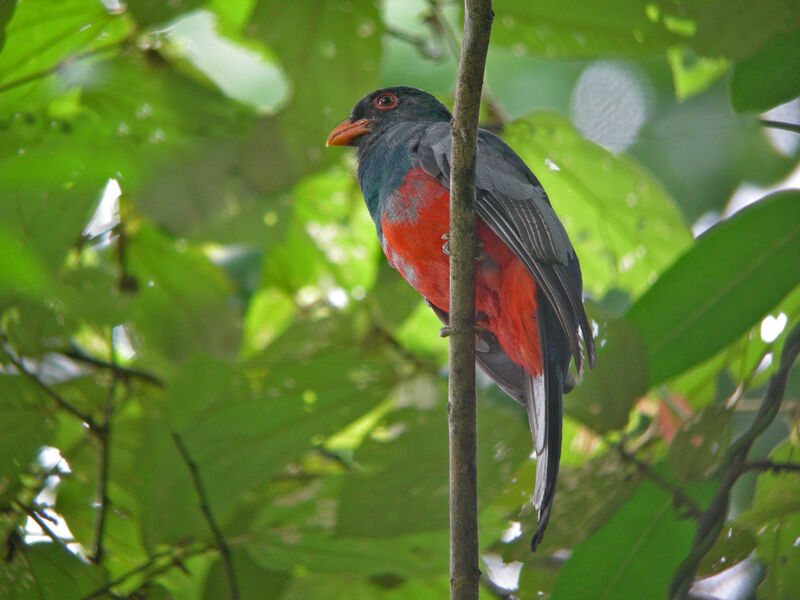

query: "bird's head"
xmin=326 ymin=86 xmax=451 ymax=147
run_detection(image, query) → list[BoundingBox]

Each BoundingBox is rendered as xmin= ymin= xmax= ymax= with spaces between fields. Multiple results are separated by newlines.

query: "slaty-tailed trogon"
xmin=326 ymin=87 xmax=596 ymax=550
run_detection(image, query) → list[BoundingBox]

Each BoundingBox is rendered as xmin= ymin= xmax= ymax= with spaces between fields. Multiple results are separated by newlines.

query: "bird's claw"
xmin=439 ymin=326 xmax=453 ymax=337
xmin=441 ymin=235 xmax=484 ymax=259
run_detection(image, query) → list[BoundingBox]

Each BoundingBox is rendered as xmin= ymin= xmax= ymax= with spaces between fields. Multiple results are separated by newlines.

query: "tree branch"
xmin=14 ymin=502 xmax=73 ymax=552
xmin=742 ymin=459 xmax=800 ymax=474
xmin=61 ymin=346 xmax=165 ymax=388
xmin=2 ymin=346 xmax=99 ymax=431
xmin=669 ymin=322 xmax=800 ymax=600
xmin=79 ymin=543 xmax=210 ymax=600
xmin=448 ymin=2 xmax=493 ymax=599
xmin=759 ymin=119 xmax=800 ymax=134
xmin=171 ymin=433 xmax=239 ymax=600
xmin=91 ymin=334 xmax=117 ymax=564
xmin=613 ymin=442 xmax=702 ymax=519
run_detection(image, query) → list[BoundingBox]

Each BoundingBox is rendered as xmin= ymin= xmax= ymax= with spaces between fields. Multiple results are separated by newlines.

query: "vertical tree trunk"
xmin=448 ymin=2 xmax=493 ymax=599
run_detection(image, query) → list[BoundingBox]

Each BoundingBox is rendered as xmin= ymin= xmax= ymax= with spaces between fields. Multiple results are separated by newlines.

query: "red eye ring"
xmin=374 ymin=93 xmax=398 ymax=110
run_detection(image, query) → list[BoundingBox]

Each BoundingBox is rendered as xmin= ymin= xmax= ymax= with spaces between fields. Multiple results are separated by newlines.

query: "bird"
xmin=326 ymin=86 xmax=595 ymax=550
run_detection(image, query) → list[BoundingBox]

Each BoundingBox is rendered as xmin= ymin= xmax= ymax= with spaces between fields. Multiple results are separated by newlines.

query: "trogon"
xmin=326 ymin=87 xmax=595 ymax=550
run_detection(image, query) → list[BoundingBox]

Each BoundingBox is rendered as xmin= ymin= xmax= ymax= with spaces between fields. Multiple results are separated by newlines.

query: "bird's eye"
xmin=374 ymin=93 xmax=398 ymax=110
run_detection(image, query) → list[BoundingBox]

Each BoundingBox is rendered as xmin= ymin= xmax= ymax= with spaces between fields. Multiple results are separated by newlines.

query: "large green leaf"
xmin=78 ymin=54 xmax=253 ymax=239
xmin=133 ymin=315 xmax=398 ymax=547
xmin=0 ymin=0 xmax=128 ymax=114
xmin=627 ymin=191 xmax=800 ymax=385
xmin=202 ymin=550 xmax=290 ymax=600
xmin=246 ymin=529 xmax=448 ymax=579
xmin=0 ymin=0 xmax=16 ymax=52
xmin=503 ymin=112 xmax=691 ymax=298
xmin=0 ymin=122 xmax=109 ymax=273
xmin=668 ymin=0 xmax=800 ymax=61
xmin=730 ymin=28 xmax=800 ymax=113
xmin=126 ymin=0 xmax=207 ymax=27
xmin=248 ymin=0 xmax=382 ymax=176
xmin=125 ymin=223 xmax=241 ymax=362
xmin=550 ymin=477 xmax=710 ymax=600
xmin=0 ymin=542 xmax=106 ymax=600
xmin=335 ymin=400 xmax=530 ymax=538
xmin=491 ymin=0 xmax=687 ymax=58
xmin=564 ymin=310 xmax=648 ymax=432
xmin=498 ymin=451 xmax=641 ymax=562
xmin=737 ymin=441 xmax=800 ymax=599
xmin=0 ymin=226 xmax=48 ymax=295
xmin=0 ymin=375 xmax=55 ymax=499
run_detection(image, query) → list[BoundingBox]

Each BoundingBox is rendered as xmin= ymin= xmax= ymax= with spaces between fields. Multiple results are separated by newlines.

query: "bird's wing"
xmin=416 ymin=122 xmax=595 ymax=374
xmin=415 ymin=122 xmax=595 ymax=550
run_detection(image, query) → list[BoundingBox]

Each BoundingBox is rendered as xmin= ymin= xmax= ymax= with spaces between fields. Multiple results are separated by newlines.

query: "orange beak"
xmin=326 ymin=118 xmax=372 ymax=147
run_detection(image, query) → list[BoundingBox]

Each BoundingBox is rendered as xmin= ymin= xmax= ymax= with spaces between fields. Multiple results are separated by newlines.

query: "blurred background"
xmin=1 ymin=1 xmax=799 ymax=599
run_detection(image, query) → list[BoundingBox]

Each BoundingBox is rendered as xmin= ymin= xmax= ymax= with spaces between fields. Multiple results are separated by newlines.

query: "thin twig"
xmin=669 ymin=322 xmax=800 ymax=599
xmin=14 ymin=502 xmax=73 ymax=553
xmin=426 ymin=0 xmax=509 ymax=126
xmin=3 ymin=348 xmax=99 ymax=430
xmin=428 ymin=0 xmax=462 ymax=61
xmin=385 ymin=26 xmax=444 ymax=60
xmin=62 ymin=346 xmax=165 ymax=388
xmin=0 ymin=36 xmax=130 ymax=95
xmin=91 ymin=334 xmax=117 ymax=564
xmin=79 ymin=544 xmax=210 ymax=600
xmin=448 ymin=1 xmax=493 ymax=599
xmin=742 ymin=459 xmax=800 ymax=474
xmin=613 ymin=443 xmax=702 ymax=518
xmin=759 ymin=119 xmax=800 ymax=134
xmin=171 ymin=433 xmax=239 ymax=600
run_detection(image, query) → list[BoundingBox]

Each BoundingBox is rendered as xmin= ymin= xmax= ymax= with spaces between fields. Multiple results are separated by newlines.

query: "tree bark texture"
xmin=448 ymin=2 xmax=493 ymax=599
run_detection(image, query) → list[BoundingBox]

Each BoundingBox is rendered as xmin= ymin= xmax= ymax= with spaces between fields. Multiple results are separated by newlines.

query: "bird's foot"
xmin=475 ymin=240 xmax=485 ymax=262
xmin=441 ymin=235 xmax=484 ymax=260
xmin=439 ymin=326 xmax=453 ymax=337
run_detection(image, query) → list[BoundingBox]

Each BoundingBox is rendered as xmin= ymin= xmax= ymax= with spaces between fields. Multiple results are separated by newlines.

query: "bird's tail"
xmin=528 ymin=301 xmax=568 ymax=552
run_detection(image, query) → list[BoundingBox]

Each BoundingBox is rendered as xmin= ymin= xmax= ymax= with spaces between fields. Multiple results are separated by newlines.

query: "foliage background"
xmin=1 ymin=0 xmax=799 ymax=598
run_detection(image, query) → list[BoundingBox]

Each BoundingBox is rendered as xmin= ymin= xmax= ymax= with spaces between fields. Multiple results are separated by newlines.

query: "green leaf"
xmin=203 ymin=550 xmax=290 ymax=600
xmin=248 ymin=0 xmax=382 ymax=175
xmin=627 ymin=191 xmax=800 ymax=385
xmin=670 ymin=0 xmax=800 ymax=61
xmin=550 ymin=477 xmax=710 ymax=600
xmin=667 ymin=46 xmax=729 ymax=101
xmin=498 ymin=451 xmax=640 ymax=561
xmin=126 ymin=0 xmax=208 ymax=27
xmin=0 ymin=125 xmax=106 ymax=273
xmin=739 ymin=440 xmax=800 ymax=599
xmin=491 ymin=0 xmax=688 ymax=58
xmin=1 ymin=297 xmax=75 ymax=358
xmin=247 ymin=530 xmax=448 ymax=579
xmin=632 ymin=78 xmax=797 ymax=223
xmin=0 ymin=0 xmax=128 ymax=114
xmin=565 ymin=310 xmax=648 ymax=432
xmin=0 ymin=375 xmax=55 ymax=498
xmin=738 ymin=442 xmax=800 ymax=528
xmin=503 ymin=112 xmax=691 ymax=298
xmin=0 ymin=226 xmax=48 ymax=295
xmin=126 ymin=223 xmax=241 ymax=362
xmin=0 ymin=0 xmax=16 ymax=52
xmin=335 ymin=401 xmax=530 ymax=538
xmin=730 ymin=29 xmax=800 ymax=113
xmin=697 ymin=522 xmax=756 ymax=578
xmin=78 ymin=55 xmax=256 ymax=238
xmin=0 ymin=542 xmax=106 ymax=600
xmin=666 ymin=402 xmax=732 ymax=482
xmin=133 ymin=315 xmax=398 ymax=547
